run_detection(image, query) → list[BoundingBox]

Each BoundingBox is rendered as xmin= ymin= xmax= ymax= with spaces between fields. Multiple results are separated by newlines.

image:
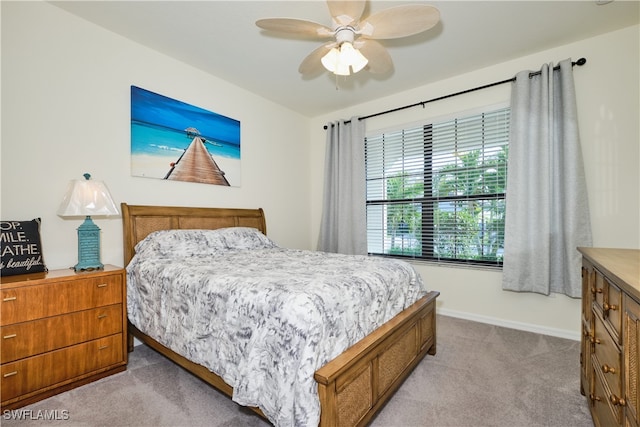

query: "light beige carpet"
xmin=2 ymin=315 xmax=592 ymax=426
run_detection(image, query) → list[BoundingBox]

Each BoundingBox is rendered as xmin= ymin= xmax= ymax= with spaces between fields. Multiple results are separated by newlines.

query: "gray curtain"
xmin=317 ymin=117 xmax=367 ymax=255
xmin=502 ymin=59 xmax=592 ymax=298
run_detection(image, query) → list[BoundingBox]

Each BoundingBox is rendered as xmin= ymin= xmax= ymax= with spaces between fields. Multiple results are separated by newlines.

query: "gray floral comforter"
xmin=126 ymin=227 xmax=428 ymax=427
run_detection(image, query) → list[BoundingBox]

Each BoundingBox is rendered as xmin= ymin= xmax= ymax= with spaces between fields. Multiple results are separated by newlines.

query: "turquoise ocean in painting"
xmin=131 ymin=120 xmax=240 ymax=160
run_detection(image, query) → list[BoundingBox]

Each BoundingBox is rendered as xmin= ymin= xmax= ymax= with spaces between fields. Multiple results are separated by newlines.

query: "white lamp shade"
xmin=57 ymin=177 xmax=119 ymax=217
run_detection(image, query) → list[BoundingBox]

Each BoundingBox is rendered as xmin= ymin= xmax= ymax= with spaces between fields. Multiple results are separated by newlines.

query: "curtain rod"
xmin=323 ymin=57 xmax=586 ymax=129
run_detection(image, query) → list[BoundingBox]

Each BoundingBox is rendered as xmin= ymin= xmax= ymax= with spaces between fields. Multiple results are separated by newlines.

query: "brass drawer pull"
xmin=3 ymin=334 xmax=17 ymax=339
xmin=589 ymin=393 xmax=601 ymax=402
xmin=3 ymin=371 xmax=18 ymax=378
xmin=610 ymin=395 xmax=626 ymax=406
xmin=97 ymin=283 xmax=108 ymax=288
xmin=98 ymin=345 xmax=109 ymax=350
xmin=602 ymin=364 xmax=616 ymax=374
xmin=590 ymin=336 xmax=601 ymax=345
xmin=2 ymin=296 xmax=17 ymax=302
xmin=603 ymin=302 xmax=618 ymax=311
xmin=98 ymin=314 xmax=108 ymax=319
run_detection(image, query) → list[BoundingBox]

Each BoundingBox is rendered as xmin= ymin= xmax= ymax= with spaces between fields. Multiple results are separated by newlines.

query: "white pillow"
xmin=134 ymin=227 xmax=277 ymax=258
xmin=215 ymin=227 xmax=278 ymax=250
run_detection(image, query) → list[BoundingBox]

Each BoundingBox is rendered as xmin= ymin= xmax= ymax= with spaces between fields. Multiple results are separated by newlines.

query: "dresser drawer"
xmin=590 ymin=358 xmax=623 ymax=426
xmin=593 ymin=268 xmax=623 ymax=343
xmin=1 ymin=274 xmax=122 ymax=325
xmin=1 ymin=333 xmax=123 ymax=402
xmin=593 ymin=311 xmax=622 ymax=398
xmin=1 ymin=304 xmax=122 ymax=364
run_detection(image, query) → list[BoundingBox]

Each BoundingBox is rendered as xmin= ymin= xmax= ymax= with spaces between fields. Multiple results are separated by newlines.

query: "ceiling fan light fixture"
xmin=340 ymin=42 xmax=368 ymax=73
xmin=256 ymin=1 xmax=440 ymax=78
xmin=321 ymin=42 xmax=368 ymax=76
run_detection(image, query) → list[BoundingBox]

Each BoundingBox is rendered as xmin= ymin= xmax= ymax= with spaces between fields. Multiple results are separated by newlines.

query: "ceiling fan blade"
xmin=256 ymin=18 xmax=333 ymax=38
xmin=298 ymin=42 xmax=335 ymax=76
xmin=326 ymin=0 xmax=366 ymax=26
xmin=360 ymin=5 xmax=440 ymax=39
xmin=356 ymin=39 xmax=393 ymax=74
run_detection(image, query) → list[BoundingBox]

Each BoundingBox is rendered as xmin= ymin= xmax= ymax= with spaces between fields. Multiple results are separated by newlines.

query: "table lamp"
xmin=57 ymin=173 xmax=119 ymax=271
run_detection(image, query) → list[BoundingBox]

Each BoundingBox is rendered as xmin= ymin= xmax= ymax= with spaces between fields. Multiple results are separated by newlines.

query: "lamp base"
xmin=74 ymin=216 xmax=104 ymax=272
xmin=74 ymin=263 xmax=104 ymax=272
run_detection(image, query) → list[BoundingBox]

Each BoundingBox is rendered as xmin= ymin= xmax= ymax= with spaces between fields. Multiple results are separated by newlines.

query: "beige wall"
xmin=310 ymin=24 xmax=640 ymax=339
xmin=1 ymin=1 xmax=312 ymax=269
xmin=2 ymin=2 xmax=638 ymax=340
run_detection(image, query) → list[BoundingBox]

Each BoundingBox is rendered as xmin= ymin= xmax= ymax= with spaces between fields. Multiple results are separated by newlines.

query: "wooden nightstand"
xmin=0 ymin=265 xmax=127 ymax=410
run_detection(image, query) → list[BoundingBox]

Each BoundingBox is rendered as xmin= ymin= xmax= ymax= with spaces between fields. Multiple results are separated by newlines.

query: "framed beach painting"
xmin=130 ymin=86 xmax=241 ymax=187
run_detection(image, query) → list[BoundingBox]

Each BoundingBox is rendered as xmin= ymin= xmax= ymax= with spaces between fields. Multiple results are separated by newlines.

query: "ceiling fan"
xmin=256 ymin=0 xmax=440 ymax=77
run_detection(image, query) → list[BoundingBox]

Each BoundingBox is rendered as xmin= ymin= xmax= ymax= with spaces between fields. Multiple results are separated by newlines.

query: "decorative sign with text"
xmin=0 ymin=219 xmax=47 ymax=276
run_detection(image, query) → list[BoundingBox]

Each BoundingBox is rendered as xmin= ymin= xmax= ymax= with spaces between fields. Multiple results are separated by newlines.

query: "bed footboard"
xmin=315 ymin=291 xmax=439 ymax=427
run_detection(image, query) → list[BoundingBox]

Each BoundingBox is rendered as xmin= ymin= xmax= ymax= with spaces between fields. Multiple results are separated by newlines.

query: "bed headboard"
xmin=121 ymin=203 xmax=267 ymax=266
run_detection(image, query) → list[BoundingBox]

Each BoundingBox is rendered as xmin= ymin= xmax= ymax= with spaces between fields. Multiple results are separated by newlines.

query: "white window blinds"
xmin=365 ymin=107 xmax=510 ymax=266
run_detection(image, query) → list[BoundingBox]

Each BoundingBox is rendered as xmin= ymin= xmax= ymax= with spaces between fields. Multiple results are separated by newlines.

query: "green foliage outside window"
xmin=385 ymin=147 xmax=507 ymax=263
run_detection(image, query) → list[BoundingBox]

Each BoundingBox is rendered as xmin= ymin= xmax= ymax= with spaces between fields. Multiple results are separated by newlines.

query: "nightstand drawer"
xmin=1 ymin=304 xmax=122 ymax=364
xmin=1 ymin=333 xmax=123 ymax=402
xmin=1 ymin=274 xmax=122 ymax=325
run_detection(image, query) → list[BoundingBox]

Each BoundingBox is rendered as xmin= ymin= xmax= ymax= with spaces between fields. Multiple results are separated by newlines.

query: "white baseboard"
xmin=437 ymin=308 xmax=581 ymax=341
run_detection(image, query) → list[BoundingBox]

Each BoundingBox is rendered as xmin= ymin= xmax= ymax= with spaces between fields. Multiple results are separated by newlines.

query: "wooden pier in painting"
xmin=165 ymin=137 xmax=230 ymax=186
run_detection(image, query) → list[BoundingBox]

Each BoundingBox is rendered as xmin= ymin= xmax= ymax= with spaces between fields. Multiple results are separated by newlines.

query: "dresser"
xmin=579 ymin=247 xmax=640 ymax=427
xmin=0 ymin=265 xmax=127 ymax=410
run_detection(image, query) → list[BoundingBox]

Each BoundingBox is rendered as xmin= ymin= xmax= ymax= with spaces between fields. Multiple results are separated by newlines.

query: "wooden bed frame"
xmin=121 ymin=203 xmax=439 ymax=426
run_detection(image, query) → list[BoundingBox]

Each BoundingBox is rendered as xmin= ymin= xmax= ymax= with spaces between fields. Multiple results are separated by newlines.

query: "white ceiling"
xmin=50 ymin=0 xmax=639 ymax=117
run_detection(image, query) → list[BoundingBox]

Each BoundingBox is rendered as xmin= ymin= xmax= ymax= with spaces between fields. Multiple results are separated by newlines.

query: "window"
xmin=365 ymin=107 xmax=510 ymax=267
